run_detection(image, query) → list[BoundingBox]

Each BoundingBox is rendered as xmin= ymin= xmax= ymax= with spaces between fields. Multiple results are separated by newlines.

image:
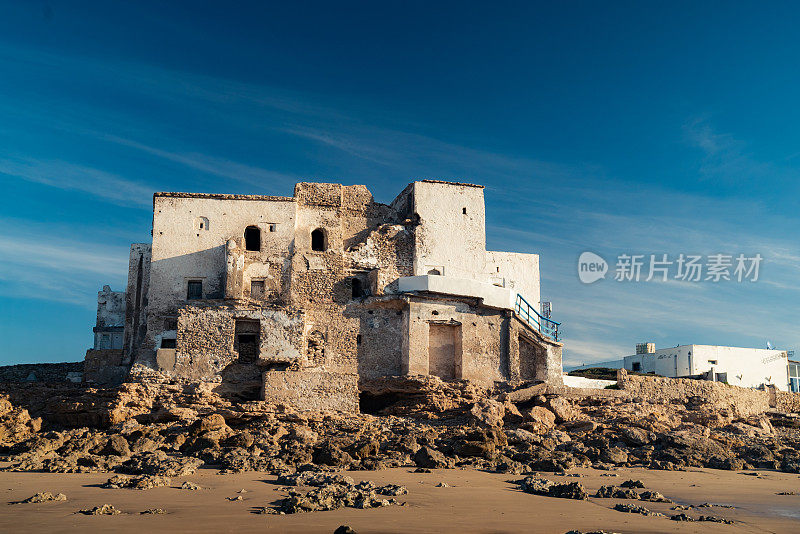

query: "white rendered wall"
xmin=625 ymin=344 xmax=790 ymax=391
xmin=411 ymin=181 xmax=487 ymax=279
xmin=409 ymin=181 xmax=541 ymax=309
xmin=147 ymin=195 xmax=296 ymax=352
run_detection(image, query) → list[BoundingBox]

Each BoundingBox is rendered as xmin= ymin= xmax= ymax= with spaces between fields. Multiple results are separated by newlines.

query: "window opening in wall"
xmin=351 ymin=277 xmax=368 ymax=299
xmin=234 ymin=319 xmax=260 ymax=363
xmin=164 ymin=317 xmax=178 ymax=330
xmin=356 ymin=334 xmax=362 ymax=345
xmin=187 ymin=280 xmax=202 ymax=300
xmin=462 ymin=207 xmax=467 ymax=214
xmin=251 ymin=280 xmax=265 ymax=299
xmin=269 ymin=224 xmax=276 ymax=232
xmin=244 ymin=226 xmax=261 ymax=251
xmin=427 ymin=268 xmax=441 ymax=275
xmin=160 ymin=338 xmax=176 ymax=349
xmin=311 ymin=228 xmax=326 ymax=251
xmin=632 ymin=362 xmax=641 ymax=372
xmin=708 ymin=359 xmax=718 ymax=365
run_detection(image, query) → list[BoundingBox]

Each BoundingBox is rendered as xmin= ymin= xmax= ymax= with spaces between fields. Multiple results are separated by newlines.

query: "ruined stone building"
xmin=86 ymin=181 xmax=562 ymax=411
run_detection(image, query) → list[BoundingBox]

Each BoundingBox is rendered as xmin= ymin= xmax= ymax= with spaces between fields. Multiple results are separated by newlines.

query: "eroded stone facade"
xmin=88 ymin=180 xmax=562 ymax=411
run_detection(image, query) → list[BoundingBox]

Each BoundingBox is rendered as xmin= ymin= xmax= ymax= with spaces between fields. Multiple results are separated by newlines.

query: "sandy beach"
xmin=1 ymin=465 xmax=798 ymax=534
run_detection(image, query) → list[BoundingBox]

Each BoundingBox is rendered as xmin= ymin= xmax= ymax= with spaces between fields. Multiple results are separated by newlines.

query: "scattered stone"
xmin=776 ymin=491 xmax=796 ymax=495
xmin=519 ymin=477 xmax=588 ymax=500
xmin=699 ymin=516 xmax=734 ymax=524
xmin=619 ymin=479 xmax=645 ymax=489
xmin=334 ymin=526 xmax=357 ymax=534
xmin=595 ymin=486 xmax=639 ymax=499
xmin=103 ymin=474 xmax=171 ymax=490
xmin=613 ymin=503 xmax=663 ymax=516
xmin=140 ymin=508 xmax=166 ymax=514
xmin=227 ymin=495 xmax=243 ymax=501
xmin=639 ymin=491 xmax=672 ymax=503
xmin=270 ymin=479 xmax=403 ymax=514
xmin=78 ymin=504 xmax=122 ymax=515
xmin=12 ymin=492 xmax=67 ymax=504
xmin=413 ymin=467 xmax=431 ymax=473
xmin=670 ymin=513 xmax=694 ymax=521
xmin=378 ymin=484 xmax=408 ymax=496
xmin=180 ymin=481 xmax=201 ymax=490
xmin=436 ymin=482 xmax=450 ymax=488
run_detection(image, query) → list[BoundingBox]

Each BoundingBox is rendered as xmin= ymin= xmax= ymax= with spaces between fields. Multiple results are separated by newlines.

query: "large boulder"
xmin=413 ymin=446 xmax=449 ymax=469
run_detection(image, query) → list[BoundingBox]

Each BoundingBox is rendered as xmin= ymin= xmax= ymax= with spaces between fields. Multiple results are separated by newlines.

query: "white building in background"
xmin=623 ymin=342 xmax=793 ymax=392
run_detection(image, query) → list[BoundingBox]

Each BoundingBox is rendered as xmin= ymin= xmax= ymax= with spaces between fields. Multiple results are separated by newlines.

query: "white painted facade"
xmin=623 ymin=344 xmax=791 ymax=391
xmin=390 ymin=180 xmax=540 ymax=310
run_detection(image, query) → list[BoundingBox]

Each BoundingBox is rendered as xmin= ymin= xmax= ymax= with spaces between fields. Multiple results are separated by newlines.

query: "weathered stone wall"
xmin=617 ymin=369 xmax=770 ymax=417
xmin=83 ymin=350 xmax=127 ymax=385
xmin=404 ymin=296 xmax=509 ymax=384
xmin=351 ymin=300 xmax=406 ymax=378
xmin=0 ymin=362 xmax=83 ymax=383
xmin=508 ymin=315 xmax=563 ymax=386
xmin=776 ymin=390 xmax=800 ymax=413
xmin=172 ymin=303 xmax=305 ymax=381
xmin=261 ymin=370 xmax=359 ymax=412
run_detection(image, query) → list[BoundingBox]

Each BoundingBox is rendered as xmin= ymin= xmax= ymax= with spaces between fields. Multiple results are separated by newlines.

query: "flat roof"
xmin=153 ymin=192 xmax=294 ymax=202
xmin=419 ymin=179 xmax=484 ymax=189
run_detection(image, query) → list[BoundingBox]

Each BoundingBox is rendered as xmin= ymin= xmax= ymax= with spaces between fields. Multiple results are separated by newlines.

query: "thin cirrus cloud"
xmin=0 ymin=156 xmax=153 ymax=207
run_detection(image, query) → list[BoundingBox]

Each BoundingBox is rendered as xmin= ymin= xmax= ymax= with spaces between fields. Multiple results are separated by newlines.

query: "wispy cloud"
xmin=0 ymin=156 xmax=152 ymax=207
xmin=0 ymin=232 xmax=129 ymax=306
xmin=100 ymin=135 xmax=298 ymax=189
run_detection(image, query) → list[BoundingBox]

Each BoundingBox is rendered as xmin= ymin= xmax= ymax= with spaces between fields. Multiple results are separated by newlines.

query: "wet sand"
xmin=1 ymin=465 xmax=798 ymax=533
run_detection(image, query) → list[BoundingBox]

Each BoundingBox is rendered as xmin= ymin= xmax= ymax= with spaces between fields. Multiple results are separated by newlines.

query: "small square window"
xmin=161 ymin=338 xmax=176 ymax=349
xmin=269 ymin=224 xmax=276 ymax=232
xmin=708 ymin=359 xmax=718 ymax=365
xmin=251 ymin=280 xmax=265 ymax=299
xmin=631 ymin=362 xmax=641 ymax=372
xmin=164 ymin=317 xmax=178 ymax=330
xmin=187 ymin=280 xmax=202 ymax=300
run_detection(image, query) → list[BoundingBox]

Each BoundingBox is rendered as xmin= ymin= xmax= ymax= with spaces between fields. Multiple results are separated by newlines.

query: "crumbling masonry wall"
xmin=617 ymin=369 xmax=771 ymax=417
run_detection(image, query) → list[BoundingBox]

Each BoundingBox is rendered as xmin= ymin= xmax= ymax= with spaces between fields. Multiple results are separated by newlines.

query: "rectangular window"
xmin=164 ymin=317 xmax=178 ymax=330
xmin=251 ymin=280 xmax=265 ymax=299
xmin=187 ymin=280 xmax=202 ymax=300
xmin=160 ymin=338 xmax=176 ymax=349
xmin=708 ymin=359 xmax=717 ymax=365
xmin=631 ymin=362 xmax=641 ymax=372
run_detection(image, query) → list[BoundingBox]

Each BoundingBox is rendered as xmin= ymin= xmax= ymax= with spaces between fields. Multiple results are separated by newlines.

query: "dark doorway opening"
xmin=311 ymin=228 xmax=326 ymax=251
xmin=244 ymin=226 xmax=261 ymax=251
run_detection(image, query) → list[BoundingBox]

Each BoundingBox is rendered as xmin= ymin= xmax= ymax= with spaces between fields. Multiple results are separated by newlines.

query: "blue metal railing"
xmin=514 ymin=294 xmax=560 ymax=342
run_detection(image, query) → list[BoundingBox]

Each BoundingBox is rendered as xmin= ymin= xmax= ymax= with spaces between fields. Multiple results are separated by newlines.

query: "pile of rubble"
xmin=1 ymin=375 xmax=799 ymax=484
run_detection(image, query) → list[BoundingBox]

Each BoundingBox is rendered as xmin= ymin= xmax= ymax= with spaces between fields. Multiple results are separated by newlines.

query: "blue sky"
xmin=1 ymin=1 xmax=799 ymax=366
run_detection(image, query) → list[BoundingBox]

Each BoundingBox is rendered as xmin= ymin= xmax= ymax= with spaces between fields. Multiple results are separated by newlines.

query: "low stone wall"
xmin=83 ymin=349 xmax=128 ymax=386
xmin=0 ymin=361 xmax=83 ymax=383
xmin=262 ymin=371 xmax=359 ymax=412
xmin=616 ymin=369 xmax=770 ymax=417
xmin=776 ymin=390 xmax=800 ymax=414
